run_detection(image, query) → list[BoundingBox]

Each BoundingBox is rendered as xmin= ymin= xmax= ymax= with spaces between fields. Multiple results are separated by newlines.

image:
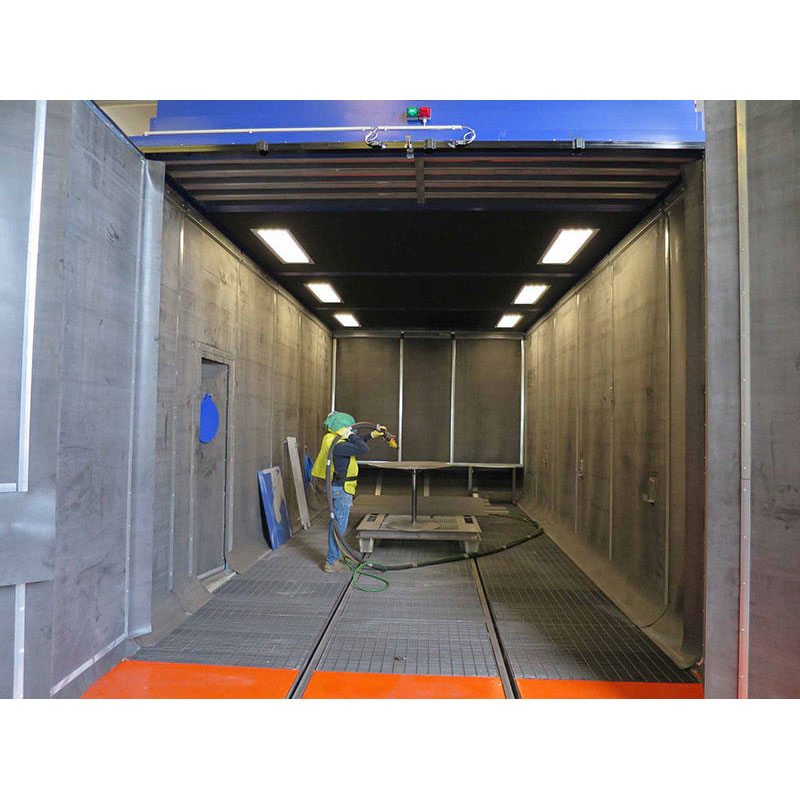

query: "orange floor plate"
xmin=82 ymin=660 xmax=298 ymax=699
xmin=517 ymin=678 xmax=704 ymax=699
xmin=302 ymin=670 xmax=506 ymax=699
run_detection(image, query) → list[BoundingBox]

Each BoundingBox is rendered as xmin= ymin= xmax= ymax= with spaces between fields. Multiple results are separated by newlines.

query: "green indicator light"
xmin=406 ymin=106 xmax=419 ymax=118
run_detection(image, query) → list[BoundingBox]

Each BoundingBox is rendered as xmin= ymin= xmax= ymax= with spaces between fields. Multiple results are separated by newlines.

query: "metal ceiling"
xmin=149 ymin=145 xmax=698 ymax=213
xmin=142 ymin=143 xmax=703 ymax=331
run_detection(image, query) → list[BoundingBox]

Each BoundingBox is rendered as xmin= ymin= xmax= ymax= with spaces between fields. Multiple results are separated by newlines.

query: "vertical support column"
xmin=13 ymin=584 xmax=26 ymax=699
xmin=704 ymin=100 xmax=746 ymax=698
xmin=449 ymin=337 xmax=456 ymax=464
xmin=398 ymin=336 xmax=404 ymax=461
xmin=411 ymin=469 xmax=418 ymax=524
xmin=331 ymin=337 xmax=337 ymax=412
xmin=735 ymin=100 xmax=752 ymax=699
xmin=16 ymin=100 xmax=47 ymax=494
xmin=664 ymin=215 xmax=672 ymax=607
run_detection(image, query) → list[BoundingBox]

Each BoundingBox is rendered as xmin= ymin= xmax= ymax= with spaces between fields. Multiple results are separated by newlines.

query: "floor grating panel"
xmin=133 ymin=503 xmax=698 ymax=687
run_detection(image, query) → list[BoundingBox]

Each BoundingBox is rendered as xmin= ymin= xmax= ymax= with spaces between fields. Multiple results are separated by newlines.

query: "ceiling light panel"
xmin=306 ymin=282 xmax=342 ymax=303
xmin=539 ymin=228 xmax=597 ymax=265
xmin=253 ymin=228 xmax=312 ymax=263
xmin=496 ymin=314 xmax=522 ymax=329
xmin=513 ymin=284 xmax=549 ymax=305
xmin=334 ymin=313 xmax=360 ymax=328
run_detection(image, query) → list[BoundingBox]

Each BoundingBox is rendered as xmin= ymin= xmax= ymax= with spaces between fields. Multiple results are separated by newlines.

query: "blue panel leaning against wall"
xmin=131 ymin=100 xmax=705 ymax=148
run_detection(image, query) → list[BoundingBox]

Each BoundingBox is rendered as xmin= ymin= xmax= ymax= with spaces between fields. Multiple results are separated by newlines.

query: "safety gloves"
xmin=371 ymin=424 xmax=388 ymax=439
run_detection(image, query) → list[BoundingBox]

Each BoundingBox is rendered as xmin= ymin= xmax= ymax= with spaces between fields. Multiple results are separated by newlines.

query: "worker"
xmin=312 ymin=411 xmax=387 ymax=572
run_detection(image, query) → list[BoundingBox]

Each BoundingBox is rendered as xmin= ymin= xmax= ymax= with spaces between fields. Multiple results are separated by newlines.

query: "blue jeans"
xmin=327 ymin=486 xmax=353 ymax=563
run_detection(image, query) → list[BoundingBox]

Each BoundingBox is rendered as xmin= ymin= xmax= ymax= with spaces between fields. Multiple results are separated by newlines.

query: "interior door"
xmin=195 ymin=358 xmax=229 ymax=577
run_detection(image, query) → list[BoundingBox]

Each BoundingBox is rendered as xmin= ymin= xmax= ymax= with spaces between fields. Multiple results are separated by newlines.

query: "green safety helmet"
xmin=324 ymin=411 xmax=355 ymax=432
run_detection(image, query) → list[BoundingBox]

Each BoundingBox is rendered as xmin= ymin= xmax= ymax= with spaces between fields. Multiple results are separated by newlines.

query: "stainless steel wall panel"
xmin=519 ymin=178 xmax=705 ymax=669
xmin=0 ymin=585 xmax=14 ymax=696
xmin=576 ymin=265 xmax=613 ymax=555
xmin=401 ymin=338 xmax=452 ymax=462
xmin=51 ymin=102 xmax=151 ymax=684
xmin=0 ymin=101 xmax=35 ymax=486
xmin=523 ymin=330 xmax=538 ymax=500
xmin=0 ymin=101 xmax=69 ymax=590
xmin=271 ymin=294 xmax=302 ymax=520
xmin=553 ymin=297 xmax=578 ymax=529
xmin=665 ymin=164 xmax=706 ymax=666
xmin=611 ymin=221 xmax=668 ymax=612
xmin=334 ymin=338 xmax=401 ymax=461
xmin=453 ymin=338 xmax=522 ymax=464
xmin=127 ymin=160 xmax=164 ymax=637
xmin=743 ymin=101 xmax=800 ymax=698
xmin=149 ymin=192 xmax=332 ymax=631
xmin=536 ymin=318 xmax=555 ymax=509
xmin=703 ymin=101 xmax=743 ymax=696
xmin=182 ymin=218 xmax=239 ymax=355
xmin=299 ymin=317 xmax=332 ymax=460
xmin=230 ymin=264 xmax=275 ymax=568
xmin=151 ymin=199 xmax=183 ymax=608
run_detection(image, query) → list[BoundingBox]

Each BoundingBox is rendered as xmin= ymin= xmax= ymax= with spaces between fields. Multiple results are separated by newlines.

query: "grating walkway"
xmin=134 ymin=515 xmax=349 ymax=670
xmin=476 ymin=514 xmax=697 ymax=683
xmin=316 ymin=539 xmax=498 ymax=676
xmin=133 ymin=503 xmax=698 ymax=687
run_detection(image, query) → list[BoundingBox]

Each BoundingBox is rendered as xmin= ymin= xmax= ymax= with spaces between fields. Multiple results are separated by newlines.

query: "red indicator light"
xmin=418 ymin=106 xmax=431 ymax=119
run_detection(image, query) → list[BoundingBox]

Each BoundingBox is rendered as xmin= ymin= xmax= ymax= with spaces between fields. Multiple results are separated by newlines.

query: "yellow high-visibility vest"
xmin=311 ymin=432 xmax=359 ymax=495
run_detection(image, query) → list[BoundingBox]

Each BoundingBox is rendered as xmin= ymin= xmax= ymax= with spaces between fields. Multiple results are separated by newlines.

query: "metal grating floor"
xmin=134 ymin=503 xmax=698 ymax=686
xmin=475 ymin=514 xmax=697 ymax=683
xmin=317 ymin=539 xmax=498 ymax=676
xmin=133 ymin=517 xmax=349 ymax=670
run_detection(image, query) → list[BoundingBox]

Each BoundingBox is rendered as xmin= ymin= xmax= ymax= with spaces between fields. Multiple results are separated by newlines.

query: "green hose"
xmin=324 ymin=423 xmax=545 ymax=591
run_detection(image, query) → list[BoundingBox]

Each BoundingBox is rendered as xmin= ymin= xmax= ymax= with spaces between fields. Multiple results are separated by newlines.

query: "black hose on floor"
xmin=325 ymin=422 xmax=545 ymax=591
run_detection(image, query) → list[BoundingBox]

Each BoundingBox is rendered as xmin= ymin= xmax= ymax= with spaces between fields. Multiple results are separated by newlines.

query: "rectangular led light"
xmin=253 ymin=228 xmax=312 ymax=263
xmin=539 ymin=228 xmax=597 ymax=264
xmin=496 ymin=314 xmax=522 ymax=329
xmin=513 ymin=284 xmax=549 ymax=305
xmin=334 ymin=313 xmax=360 ymax=328
xmin=306 ymin=282 xmax=342 ymax=303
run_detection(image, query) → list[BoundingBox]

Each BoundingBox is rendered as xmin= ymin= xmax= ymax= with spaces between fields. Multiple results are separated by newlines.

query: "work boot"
xmin=322 ymin=559 xmax=347 ymax=573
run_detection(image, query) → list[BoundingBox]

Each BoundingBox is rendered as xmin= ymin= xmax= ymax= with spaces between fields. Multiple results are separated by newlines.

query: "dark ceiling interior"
xmin=148 ymin=146 xmax=703 ymax=331
xmin=211 ymin=209 xmax=642 ymax=330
